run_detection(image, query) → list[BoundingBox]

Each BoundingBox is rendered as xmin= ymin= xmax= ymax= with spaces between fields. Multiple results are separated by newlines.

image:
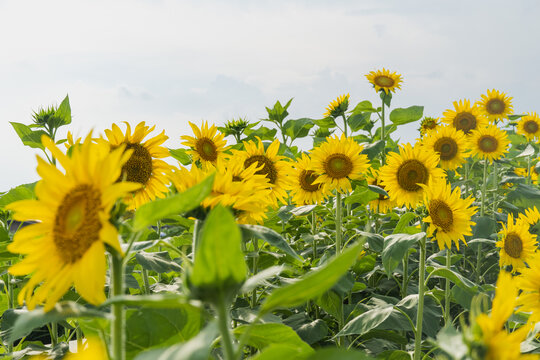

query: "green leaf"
xmin=135 ymin=251 xmax=182 ymax=273
xmin=169 ymin=148 xmax=192 ymax=165
xmin=382 ymin=233 xmax=425 ymax=276
xmin=240 ymin=224 xmax=302 ymax=261
xmin=133 ymin=173 xmax=214 ymax=231
xmin=516 ymin=144 xmax=535 ymax=158
xmin=337 ymin=305 xmax=394 ymax=336
xmin=509 ymin=114 xmax=526 ymax=121
xmin=380 ymin=91 xmax=392 ymax=107
xmin=307 ymin=348 xmax=374 ymax=359
xmin=0 ymin=182 xmax=36 ymax=208
xmin=368 ymin=185 xmax=389 ymax=198
xmin=361 ymin=140 xmax=384 ymax=161
xmin=316 ymin=290 xmax=342 ymax=320
xmin=507 ymin=183 xmax=540 ymax=209
xmin=351 ymin=100 xmax=377 ymax=113
xmin=233 ymin=323 xmax=313 ymax=353
xmin=260 ymin=241 xmax=364 ymax=314
xmin=103 ymin=294 xmax=188 ymax=308
xmin=345 ymin=184 xmax=379 ymax=206
xmin=348 ymin=112 xmax=371 ymax=132
xmin=392 ymin=212 xmax=417 ymax=234
xmin=54 ymin=95 xmax=71 ymax=126
xmin=264 ymin=99 xmax=293 ymax=125
xmin=290 ymin=205 xmax=317 ymax=216
xmin=251 ymin=344 xmax=312 ymax=360
xmin=10 ymin=122 xmax=48 ymax=150
xmin=312 ymin=117 xmax=337 ymax=128
xmin=435 ymin=326 xmax=468 ymax=360
xmin=389 ymin=106 xmax=424 ymax=125
xmin=241 ymin=266 xmax=286 ymax=293
xmin=244 ymin=126 xmax=278 ymax=141
xmin=472 ymin=216 xmax=497 ymax=239
xmin=427 ymin=267 xmax=478 ymax=293
xmin=283 ymin=118 xmax=315 ymax=140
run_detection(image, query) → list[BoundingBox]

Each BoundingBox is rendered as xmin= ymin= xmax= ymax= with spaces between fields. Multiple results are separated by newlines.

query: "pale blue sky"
xmin=1 ymin=0 xmax=539 ymax=189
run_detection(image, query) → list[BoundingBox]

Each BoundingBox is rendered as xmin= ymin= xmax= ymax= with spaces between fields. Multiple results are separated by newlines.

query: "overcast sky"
xmin=1 ymin=0 xmax=539 ymax=190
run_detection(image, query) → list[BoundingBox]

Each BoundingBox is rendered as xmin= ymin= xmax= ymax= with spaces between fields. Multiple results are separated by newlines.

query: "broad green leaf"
xmin=251 ymin=344 xmax=311 ymax=360
xmin=368 ymin=184 xmax=389 ymax=198
xmin=241 ymin=265 xmax=286 ymax=293
xmin=240 ymin=224 xmax=302 ymax=261
xmin=0 ymin=228 xmax=9 ymax=243
xmin=0 ymin=182 xmax=36 ymax=208
xmin=337 ymin=305 xmax=394 ymax=336
xmin=361 ymin=140 xmax=383 ymax=161
xmin=507 ymin=183 xmax=540 ymax=209
xmin=54 ymin=95 xmax=72 ymax=126
xmin=357 ymin=231 xmax=384 ymax=253
xmin=389 ymin=106 xmax=424 ymax=125
xmin=472 ymin=216 xmax=497 ymax=239
xmin=382 ymin=233 xmax=425 ymax=276
xmin=316 ymin=290 xmax=342 ymax=320
xmin=516 ymin=144 xmax=535 ymax=158
xmin=435 ymin=326 xmax=468 ymax=360
xmin=307 ymin=348 xmax=374 ymax=359
xmin=312 ymin=117 xmax=337 ymax=128
xmin=169 ymin=148 xmax=192 ymax=165
xmin=264 ymin=98 xmax=293 ymax=125
xmin=351 ymin=100 xmax=376 ymax=113
xmin=345 ymin=184 xmax=379 ymax=206
xmin=380 ymin=91 xmax=392 ymax=107
xmin=260 ymin=241 xmax=363 ymax=314
xmin=427 ymin=267 xmax=478 ymax=293
xmin=290 ymin=205 xmax=317 ymax=216
xmin=10 ymin=122 xmax=47 ymax=150
xmin=392 ymin=212 xmax=417 ymax=234
xmin=233 ymin=323 xmax=313 ymax=353
xmin=133 ymin=173 xmax=214 ymax=231
xmin=283 ymin=118 xmax=314 ymax=140
xmin=244 ymin=126 xmax=278 ymax=141
xmin=348 ymin=112 xmax=371 ymax=132
xmin=135 ymin=251 xmax=182 ymax=273
xmin=376 ymin=350 xmax=411 ymax=360
xmin=103 ymin=294 xmax=188 ymax=308
xmin=508 ymin=114 xmax=525 ymax=121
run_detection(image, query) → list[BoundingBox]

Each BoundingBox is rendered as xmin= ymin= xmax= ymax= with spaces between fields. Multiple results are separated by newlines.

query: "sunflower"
xmin=103 ymin=122 xmax=171 ymax=210
xmin=496 ymin=214 xmax=537 ymax=271
xmin=468 ymin=125 xmax=510 ymax=163
xmin=422 ymin=182 xmax=477 ymax=250
xmin=310 ymin=134 xmax=370 ymax=193
xmin=181 ymin=121 xmax=228 ymax=167
xmin=64 ymin=131 xmax=83 ymax=150
xmin=418 ymin=117 xmax=440 ymax=137
xmin=421 ymin=125 xmax=469 ymax=170
xmin=517 ymin=112 xmax=540 ymax=141
xmin=64 ymin=336 xmax=108 ymax=360
xmin=515 ymin=167 xmax=539 ymax=184
xmin=6 ymin=135 xmax=140 ymax=311
xmin=517 ymin=253 xmax=540 ymax=324
xmin=518 ymin=206 xmax=540 ymax=226
xmin=365 ymin=68 xmax=403 ymax=94
xmin=476 ymin=89 xmax=514 ymax=122
xmin=324 ymin=94 xmax=350 ymax=118
xmin=285 ymin=153 xmax=330 ymax=205
xmin=366 ymin=167 xmax=396 ymax=213
xmin=442 ymin=99 xmax=488 ymax=134
xmin=379 ymin=143 xmax=446 ymax=208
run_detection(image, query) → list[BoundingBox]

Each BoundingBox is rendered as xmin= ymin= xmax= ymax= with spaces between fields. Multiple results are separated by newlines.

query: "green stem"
xmin=216 ymin=295 xmax=235 ymax=360
xmin=76 ymin=326 xmax=83 ymax=352
xmin=381 ymin=96 xmax=386 ymax=165
xmin=311 ymin=212 xmax=317 ymax=261
xmin=111 ymin=252 xmax=125 ymax=360
xmin=477 ymin=160 xmax=488 ymax=283
xmin=401 ymin=255 xmax=408 ymax=298
xmin=142 ymin=269 xmax=151 ymax=295
xmin=464 ymin=160 xmax=470 ymax=197
xmin=336 ymin=193 xmax=343 ymax=254
xmin=444 ymin=249 xmax=451 ymax=324
xmin=492 ymin=161 xmax=498 ymax=218
xmin=341 ymin=114 xmax=348 ymax=137
xmin=527 ymin=155 xmax=532 ymax=185
xmin=251 ymin=238 xmax=259 ymax=308
xmin=50 ymin=322 xmax=58 ymax=347
xmin=413 ymin=235 xmax=426 ymax=360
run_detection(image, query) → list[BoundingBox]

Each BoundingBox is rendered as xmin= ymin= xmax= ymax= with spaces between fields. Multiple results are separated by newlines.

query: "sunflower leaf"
xmin=389 ymin=106 xmax=424 ymax=125
xmin=382 ymin=232 xmax=425 ymax=276
xmin=10 ymin=122 xmax=48 ymax=150
xmin=240 ymin=224 xmax=303 ymax=261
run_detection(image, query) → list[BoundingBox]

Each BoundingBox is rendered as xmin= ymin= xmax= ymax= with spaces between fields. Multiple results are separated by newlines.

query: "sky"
xmin=1 ymin=0 xmax=539 ymax=190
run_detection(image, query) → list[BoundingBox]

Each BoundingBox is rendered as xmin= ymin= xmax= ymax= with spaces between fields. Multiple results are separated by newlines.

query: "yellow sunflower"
xmin=468 ymin=125 xmax=510 ymax=163
xmin=518 ymin=206 xmax=540 ymax=226
xmin=496 ymin=214 xmax=537 ymax=271
xmin=421 ymin=125 xmax=469 ymax=170
xmin=517 ymin=112 xmax=540 ymax=141
xmin=324 ymin=93 xmax=350 ymax=118
xmin=180 ymin=121 xmax=228 ymax=167
xmin=285 ymin=153 xmax=330 ymax=205
xmin=418 ymin=117 xmax=440 ymax=137
xmin=103 ymin=122 xmax=171 ymax=210
xmin=515 ymin=167 xmax=539 ymax=184
xmin=422 ymin=182 xmax=477 ymax=250
xmin=476 ymin=89 xmax=514 ymax=122
xmin=64 ymin=336 xmax=108 ymax=360
xmin=366 ymin=167 xmax=396 ymax=213
xmin=310 ymin=134 xmax=370 ymax=193
xmin=442 ymin=99 xmax=488 ymax=134
xmin=64 ymin=131 xmax=83 ymax=150
xmin=6 ymin=135 xmax=140 ymax=311
xmin=365 ymin=68 xmax=403 ymax=94
xmin=517 ymin=253 xmax=540 ymax=324
xmin=379 ymin=143 xmax=446 ymax=208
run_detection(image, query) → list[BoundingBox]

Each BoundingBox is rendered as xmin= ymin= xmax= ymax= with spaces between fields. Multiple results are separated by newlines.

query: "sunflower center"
xmin=53 ymin=184 xmax=102 ymax=264
xmin=525 ymin=120 xmax=539 ymax=134
xmin=195 ymin=137 xmax=218 ymax=162
xmin=397 ymin=160 xmax=429 ymax=192
xmin=244 ymin=155 xmax=277 ymax=184
xmin=374 ymin=75 xmax=395 ymax=88
xmin=122 ymin=143 xmax=153 ymax=185
xmin=324 ymin=153 xmax=353 ymax=179
xmin=232 ymin=175 xmax=243 ymax=182
xmin=478 ymin=135 xmax=498 ymax=153
xmin=454 ymin=112 xmax=477 ymax=134
xmin=429 ymin=199 xmax=454 ymax=232
xmin=486 ymin=99 xmax=505 ymax=115
xmin=299 ymin=170 xmax=321 ymax=192
xmin=504 ymin=232 xmax=523 ymax=259
xmin=434 ymin=137 xmax=458 ymax=161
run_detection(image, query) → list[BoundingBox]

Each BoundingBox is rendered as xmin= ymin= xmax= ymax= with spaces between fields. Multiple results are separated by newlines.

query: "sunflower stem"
xmin=50 ymin=322 xmax=58 ymax=347
xmin=216 ymin=294 xmax=235 ymax=360
xmin=413 ymin=233 xmax=427 ymax=360
xmin=251 ymin=238 xmax=259 ymax=308
xmin=527 ymin=155 xmax=532 ymax=185
xmin=341 ymin=114 xmax=348 ymax=137
xmin=401 ymin=255 xmax=408 ymax=298
xmin=142 ymin=268 xmax=151 ymax=295
xmin=76 ymin=326 xmax=83 ymax=352
xmin=464 ymin=160 xmax=470 ymax=197
xmin=477 ymin=160 xmax=488 ymax=283
xmin=444 ymin=248 xmax=451 ymax=324
xmin=311 ymin=211 xmax=317 ymax=261
xmin=336 ymin=192 xmax=343 ymax=255
xmin=381 ymin=96 xmax=386 ymax=165
xmin=111 ymin=252 xmax=125 ymax=360
xmin=492 ymin=161 xmax=498 ymax=219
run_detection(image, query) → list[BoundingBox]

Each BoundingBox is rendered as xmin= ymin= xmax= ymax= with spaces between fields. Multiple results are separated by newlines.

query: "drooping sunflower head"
xmin=418 ymin=117 xmax=440 ymax=137
xmin=379 ymin=143 xmax=446 ymax=208
xmin=181 ymin=121 xmax=228 ymax=166
xmin=517 ymin=112 xmax=540 ymax=141
xmin=366 ymin=167 xmax=396 ymax=213
xmin=310 ymin=134 xmax=370 ymax=193
xmin=420 ymin=125 xmax=469 ymax=170
xmin=476 ymin=89 xmax=513 ymax=122
xmin=284 ymin=153 xmax=330 ymax=205
xmin=496 ymin=213 xmax=537 ymax=272
xmin=323 ymin=93 xmax=350 ymax=118
xmin=468 ymin=125 xmax=510 ymax=163
xmin=365 ymin=68 xmax=403 ymax=94
xmin=442 ymin=99 xmax=488 ymax=135
xmin=6 ymin=134 xmax=140 ymax=311
xmin=422 ymin=182 xmax=477 ymax=251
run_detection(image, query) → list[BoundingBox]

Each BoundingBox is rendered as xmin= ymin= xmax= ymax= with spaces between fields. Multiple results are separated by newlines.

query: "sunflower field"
xmin=1 ymin=69 xmax=540 ymax=360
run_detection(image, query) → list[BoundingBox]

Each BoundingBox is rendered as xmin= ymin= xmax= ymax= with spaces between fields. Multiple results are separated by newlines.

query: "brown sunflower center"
xmin=524 ymin=120 xmax=539 ymax=134
xmin=504 ymin=232 xmax=523 ymax=258
xmin=324 ymin=153 xmax=353 ymax=179
xmin=195 ymin=137 xmax=218 ymax=162
xmin=374 ymin=75 xmax=395 ymax=88
xmin=453 ymin=112 xmax=477 ymax=134
xmin=244 ymin=155 xmax=277 ymax=184
xmin=397 ymin=159 xmax=429 ymax=192
xmin=486 ymin=99 xmax=505 ymax=115
xmin=478 ymin=135 xmax=498 ymax=153
xmin=53 ymin=184 xmax=102 ymax=264
xmin=122 ymin=143 xmax=153 ymax=185
xmin=429 ymin=199 xmax=454 ymax=232
xmin=434 ymin=137 xmax=458 ymax=161
xmin=232 ymin=175 xmax=243 ymax=182
xmin=299 ymin=170 xmax=321 ymax=192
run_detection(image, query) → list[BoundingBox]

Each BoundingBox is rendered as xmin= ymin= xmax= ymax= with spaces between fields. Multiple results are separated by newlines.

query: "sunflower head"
xmin=517 ymin=112 xmax=540 ymax=141
xmin=366 ymin=167 xmax=396 ymax=213
xmin=468 ymin=125 xmax=510 ymax=163
xmin=181 ymin=121 xmax=228 ymax=167
xmin=516 ymin=253 xmax=540 ymax=324
xmin=285 ymin=153 xmax=330 ymax=205
xmin=420 ymin=125 xmax=469 ymax=170
xmin=323 ymin=94 xmax=350 ymax=118
xmin=496 ymin=213 xmax=537 ymax=272
xmin=419 ymin=117 xmax=440 ymax=137
xmin=476 ymin=89 xmax=513 ymax=122
xmin=365 ymin=68 xmax=403 ymax=94
xmin=442 ymin=99 xmax=488 ymax=135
